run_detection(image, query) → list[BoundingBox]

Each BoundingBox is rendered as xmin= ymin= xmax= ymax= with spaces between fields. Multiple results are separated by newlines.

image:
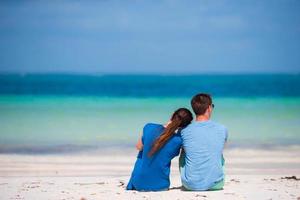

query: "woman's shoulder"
xmin=143 ymin=123 xmax=164 ymax=131
xmin=142 ymin=123 xmax=164 ymax=140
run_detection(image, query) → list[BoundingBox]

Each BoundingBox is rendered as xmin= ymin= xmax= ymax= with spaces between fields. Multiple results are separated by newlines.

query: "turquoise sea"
xmin=0 ymin=74 xmax=299 ymax=153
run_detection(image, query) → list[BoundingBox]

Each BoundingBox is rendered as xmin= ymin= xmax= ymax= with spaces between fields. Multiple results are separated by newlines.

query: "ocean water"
xmin=1 ymin=74 xmax=299 ymax=97
xmin=0 ymin=74 xmax=299 ymax=153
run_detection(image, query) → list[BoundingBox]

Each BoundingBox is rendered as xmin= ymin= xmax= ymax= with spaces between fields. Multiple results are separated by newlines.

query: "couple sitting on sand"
xmin=127 ymin=93 xmax=228 ymax=191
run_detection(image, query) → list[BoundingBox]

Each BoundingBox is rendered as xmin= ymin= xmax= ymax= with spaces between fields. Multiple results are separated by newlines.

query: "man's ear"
xmin=207 ymin=105 xmax=212 ymax=114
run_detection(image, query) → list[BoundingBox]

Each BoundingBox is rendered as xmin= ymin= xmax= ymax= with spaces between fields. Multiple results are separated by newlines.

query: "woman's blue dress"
xmin=126 ymin=123 xmax=182 ymax=191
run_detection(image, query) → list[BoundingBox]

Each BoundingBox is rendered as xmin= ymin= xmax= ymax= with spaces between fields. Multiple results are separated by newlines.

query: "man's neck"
xmin=196 ymin=115 xmax=210 ymax=122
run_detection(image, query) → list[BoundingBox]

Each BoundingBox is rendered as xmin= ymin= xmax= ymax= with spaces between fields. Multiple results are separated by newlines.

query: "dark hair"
xmin=148 ymin=108 xmax=193 ymax=157
xmin=191 ymin=93 xmax=212 ymax=116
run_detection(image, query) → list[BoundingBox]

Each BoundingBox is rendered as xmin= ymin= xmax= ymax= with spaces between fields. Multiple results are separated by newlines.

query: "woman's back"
xmin=126 ymin=123 xmax=182 ymax=191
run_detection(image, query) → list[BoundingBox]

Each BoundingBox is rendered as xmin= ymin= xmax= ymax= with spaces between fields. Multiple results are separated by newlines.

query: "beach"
xmin=0 ymin=75 xmax=299 ymax=199
xmin=1 ymin=0 xmax=300 ymax=197
xmin=1 ymin=147 xmax=300 ymax=200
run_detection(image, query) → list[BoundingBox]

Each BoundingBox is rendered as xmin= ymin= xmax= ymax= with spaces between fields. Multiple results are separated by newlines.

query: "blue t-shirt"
xmin=180 ymin=120 xmax=228 ymax=190
xmin=126 ymin=123 xmax=182 ymax=191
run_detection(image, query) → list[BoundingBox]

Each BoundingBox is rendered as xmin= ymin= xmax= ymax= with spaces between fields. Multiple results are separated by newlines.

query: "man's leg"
xmin=208 ymin=179 xmax=224 ymax=191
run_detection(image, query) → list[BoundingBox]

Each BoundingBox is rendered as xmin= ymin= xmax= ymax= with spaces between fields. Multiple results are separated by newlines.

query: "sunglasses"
xmin=211 ymin=103 xmax=215 ymax=108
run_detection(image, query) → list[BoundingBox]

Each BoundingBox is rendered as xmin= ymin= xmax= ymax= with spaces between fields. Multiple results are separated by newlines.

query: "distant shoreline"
xmin=0 ymin=143 xmax=300 ymax=155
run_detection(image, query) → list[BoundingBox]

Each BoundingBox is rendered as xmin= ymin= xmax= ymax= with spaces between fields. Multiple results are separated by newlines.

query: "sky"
xmin=0 ymin=0 xmax=299 ymax=74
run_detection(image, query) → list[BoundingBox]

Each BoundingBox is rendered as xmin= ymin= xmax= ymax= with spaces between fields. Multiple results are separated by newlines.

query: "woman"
xmin=126 ymin=108 xmax=193 ymax=191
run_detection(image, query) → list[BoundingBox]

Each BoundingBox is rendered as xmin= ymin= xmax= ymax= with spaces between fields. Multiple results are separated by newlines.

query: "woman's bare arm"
xmin=135 ymin=137 xmax=143 ymax=151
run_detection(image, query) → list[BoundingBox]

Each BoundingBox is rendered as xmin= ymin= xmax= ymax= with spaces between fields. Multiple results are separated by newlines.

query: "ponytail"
xmin=148 ymin=118 xmax=181 ymax=157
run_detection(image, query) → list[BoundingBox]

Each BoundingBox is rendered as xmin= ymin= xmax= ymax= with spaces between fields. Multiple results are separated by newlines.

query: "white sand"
xmin=0 ymin=147 xmax=300 ymax=200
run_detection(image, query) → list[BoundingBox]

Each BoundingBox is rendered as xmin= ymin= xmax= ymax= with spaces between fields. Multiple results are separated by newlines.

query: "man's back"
xmin=181 ymin=120 xmax=228 ymax=190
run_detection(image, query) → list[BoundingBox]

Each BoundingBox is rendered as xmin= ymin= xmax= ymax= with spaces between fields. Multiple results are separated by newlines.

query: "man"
xmin=180 ymin=93 xmax=228 ymax=191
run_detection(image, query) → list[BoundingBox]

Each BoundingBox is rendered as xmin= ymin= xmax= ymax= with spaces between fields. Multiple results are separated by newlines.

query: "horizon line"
xmin=0 ymin=71 xmax=299 ymax=76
